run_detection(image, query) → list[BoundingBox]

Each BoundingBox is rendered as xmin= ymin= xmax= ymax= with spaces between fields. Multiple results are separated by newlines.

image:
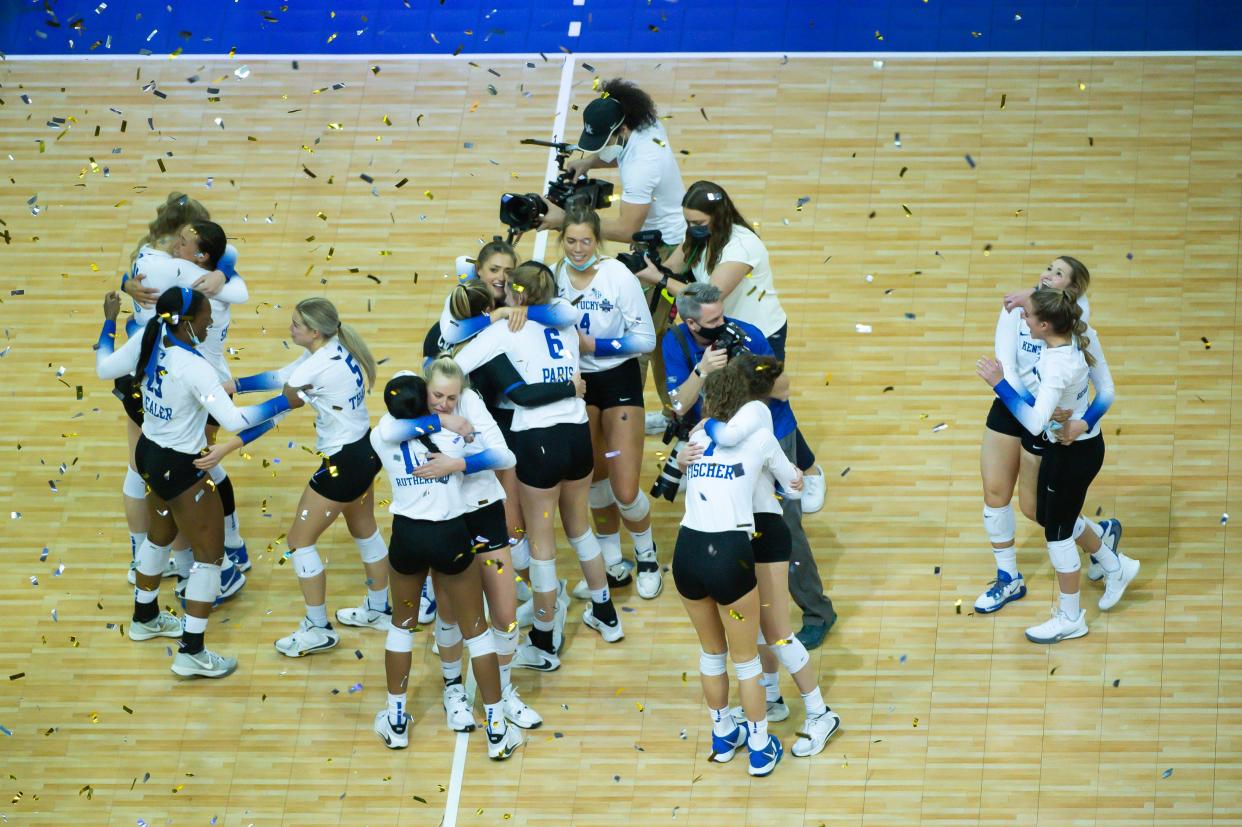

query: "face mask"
xmin=696 ymin=322 xmax=725 ymax=342
xmin=597 ymin=135 xmax=624 ymax=163
xmin=188 ymin=327 xmax=203 ymax=346
xmin=564 ymin=254 xmax=598 ymax=272
xmin=688 ymin=224 xmax=711 ymax=242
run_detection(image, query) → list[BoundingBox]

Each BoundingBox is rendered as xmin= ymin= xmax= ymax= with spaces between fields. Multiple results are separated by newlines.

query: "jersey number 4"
xmin=578 ymin=314 xmax=591 ymax=335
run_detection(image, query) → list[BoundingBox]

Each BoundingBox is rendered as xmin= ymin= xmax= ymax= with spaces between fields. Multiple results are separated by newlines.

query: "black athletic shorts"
xmin=510 ymin=421 xmax=593 ymax=488
xmin=464 ymin=499 xmax=511 ymax=553
xmin=751 ymin=511 xmax=792 ymax=565
xmin=308 ymin=431 xmax=382 ymax=503
xmin=113 ymin=375 xmax=144 ymax=426
xmin=986 ymin=397 xmax=1048 ymax=455
xmin=388 ymin=513 xmax=474 ymax=576
xmin=134 ymin=433 xmax=206 ymax=501
xmin=672 ymin=526 xmax=756 ymax=606
xmin=583 ymin=358 xmax=644 ymax=411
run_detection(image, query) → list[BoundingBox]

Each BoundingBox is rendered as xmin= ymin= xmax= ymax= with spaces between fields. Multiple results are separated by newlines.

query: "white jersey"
xmin=452 ymin=319 xmax=587 ymax=432
xmin=457 ymin=389 xmax=514 ymax=510
xmin=699 ymin=400 xmax=793 ymax=516
xmin=371 ymin=416 xmax=469 ymax=522
xmin=1001 ymin=344 xmax=1092 ymax=442
xmin=690 ymin=225 xmax=788 ymax=338
xmin=995 ymin=295 xmax=1091 ymax=402
xmin=281 ymin=339 xmax=370 ymax=456
xmin=95 ymin=323 xmax=144 ymax=380
xmin=680 ymin=424 xmax=798 ymax=534
xmin=554 ymin=257 xmax=656 ymax=373
xmin=129 ymin=246 xmax=248 ymax=381
xmin=140 ymin=340 xmax=253 ymax=454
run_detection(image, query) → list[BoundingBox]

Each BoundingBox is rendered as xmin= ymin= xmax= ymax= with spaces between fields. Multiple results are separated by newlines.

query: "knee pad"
xmin=354 ymin=531 xmax=388 ymax=565
xmin=386 ymin=623 xmax=414 ymax=654
xmin=434 ymin=617 xmax=463 ymax=650
xmin=123 ymin=466 xmax=148 ymax=500
xmin=185 ymin=562 xmax=222 ymax=603
xmin=617 ymin=491 xmax=651 ymax=523
xmin=588 ymin=479 xmax=616 ymax=510
xmin=699 ymin=650 xmax=728 ymax=677
xmin=510 ymin=537 xmax=530 ymax=570
xmin=135 ymin=539 xmax=171 ymax=577
xmin=568 ymin=531 xmax=601 ymax=564
xmin=734 ymin=655 xmax=763 ymax=682
xmin=774 ymin=637 xmax=810 ymax=675
xmin=1048 ymin=538 xmax=1081 ymax=573
xmin=493 ymin=624 xmax=519 ymax=656
xmin=290 ymin=545 xmax=325 ymax=579
xmin=983 ymin=504 xmax=1015 ymax=545
xmin=529 ymin=557 xmax=558 ymax=593
xmin=464 ymin=630 xmax=497 ymax=660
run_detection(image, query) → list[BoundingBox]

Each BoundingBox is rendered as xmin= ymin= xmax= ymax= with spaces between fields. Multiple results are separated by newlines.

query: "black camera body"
xmin=499 ymin=139 xmax=615 ymax=238
xmin=616 ymin=229 xmax=670 ymax=276
xmin=650 ymin=413 xmax=694 ymax=503
xmin=712 ymin=320 xmax=749 ymax=360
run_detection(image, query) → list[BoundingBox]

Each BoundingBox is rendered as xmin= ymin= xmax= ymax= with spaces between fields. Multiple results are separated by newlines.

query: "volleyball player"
xmin=552 ymin=207 xmax=662 ymax=601
xmin=452 ymin=262 xmax=622 ymax=672
xmin=370 ymin=371 xmax=521 ymax=760
xmin=674 ymin=364 xmax=799 ymax=776
xmin=201 ymin=299 xmax=391 ymax=657
xmin=128 ymin=287 xmax=291 ymax=677
xmin=679 ymin=353 xmax=841 ymax=757
xmin=977 ymin=288 xmax=1138 ymax=643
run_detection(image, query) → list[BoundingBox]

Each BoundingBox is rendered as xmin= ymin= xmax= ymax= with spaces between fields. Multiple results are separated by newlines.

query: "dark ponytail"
xmin=133 ymin=287 xmax=207 ymax=385
xmin=383 ymin=373 xmax=437 ymax=454
xmin=186 ymin=220 xmax=227 ymax=270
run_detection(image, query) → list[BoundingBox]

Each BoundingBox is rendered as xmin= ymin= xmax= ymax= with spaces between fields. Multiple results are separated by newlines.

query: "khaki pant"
xmin=637 ymin=242 xmax=681 ymax=413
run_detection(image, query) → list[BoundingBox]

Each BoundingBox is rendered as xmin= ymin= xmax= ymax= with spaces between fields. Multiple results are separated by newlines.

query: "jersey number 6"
xmin=544 ymin=327 xmax=565 ymax=360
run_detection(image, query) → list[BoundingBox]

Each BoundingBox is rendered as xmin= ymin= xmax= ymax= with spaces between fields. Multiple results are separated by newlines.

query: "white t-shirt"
xmin=452 ymin=320 xmax=587 ymax=432
xmin=618 ymin=122 xmax=687 ymax=245
xmin=554 ymin=257 xmax=656 ymax=373
xmin=680 ymin=423 xmax=798 ymax=534
xmin=129 ymin=246 xmax=248 ymax=382
xmin=280 ymin=339 xmax=371 ymax=456
xmin=690 ymin=225 xmax=787 ymax=338
xmin=371 ymin=417 xmax=469 ymax=523
xmin=139 ymin=341 xmax=253 ymax=454
xmin=457 ymin=389 xmax=514 ymax=510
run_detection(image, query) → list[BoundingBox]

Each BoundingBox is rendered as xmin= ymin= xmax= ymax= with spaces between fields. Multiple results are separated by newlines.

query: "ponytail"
xmin=1030 ymin=287 xmax=1095 ymax=368
xmin=131 ymin=192 xmax=210 ymax=262
xmin=383 ymin=372 xmax=437 ymax=454
xmin=508 ymin=261 xmax=557 ymax=306
xmin=449 ymin=279 xmax=493 ymax=320
xmin=295 ymin=297 xmax=377 ymax=390
xmin=336 ymin=322 xmax=378 ymax=389
xmin=134 ymin=286 xmax=206 ymax=384
xmin=1071 ymin=316 xmax=1095 ymax=368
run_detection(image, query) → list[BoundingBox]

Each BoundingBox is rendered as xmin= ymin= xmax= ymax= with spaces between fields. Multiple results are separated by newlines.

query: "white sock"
xmin=746 ymin=718 xmax=769 ymax=751
xmin=802 ymin=686 xmax=828 ymax=717
xmin=134 ymin=586 xmax=158 ymax=604
xmin=172 ymin=547 xmax=194 ymax=578
xmin=130 ymin=531 xmax=148 ymax=562
xmin=599 ymin=532 xmax=623 ymax=568
xmin=306 ymin=603 xmax=329 ymax=627
xmin=441 ymin=658 xmax=463 ymax=685
xmin=709 ymin=706 xmax=733 ymax=737
xmin=223 ymin=511 xmax=242 ymax=548
xmin=1087 ymin=520 xmax=1105 ymax=538
xmin=993 ymin=546 xmax=1019 ymax=578
xmin=183 ymin=614 xmax=208 ymax=634
xmin=762 ymin=672 xmax=781 ymax=702
xmin=387 ymin=693 xmax=406 ymax=727
xmin=499 ymin=660 xmax=512 ymax=690
xmin=366 ymin=586 xmax=389 ymax=612
xmin=1059 ymin=591 xmax=1080 ymax=618
xmin=1093 ymin=536 xmax=1120 ymax=571
xmin=590 ymin=585 xmax=610 ymax=604
xmin=484 ymin=701 xmax=504 ymax=734
xmin=630 ymin=526 xmax=655 ymax=559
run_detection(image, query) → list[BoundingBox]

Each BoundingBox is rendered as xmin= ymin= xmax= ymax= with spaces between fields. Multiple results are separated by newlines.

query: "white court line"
xmin=441 ymin=52 xmax=575 ymax=827
xmin=5 ymin=50 xmax=1240 ymax=61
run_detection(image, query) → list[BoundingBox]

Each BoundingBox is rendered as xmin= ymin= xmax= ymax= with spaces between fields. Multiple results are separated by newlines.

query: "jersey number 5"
xmin=344 ymin=351 xmax=364 ymax=388
xmin=145 ymin=364 xmax=165 ymax=399
xmin=544 ymin=327 xmax=565 ymax=360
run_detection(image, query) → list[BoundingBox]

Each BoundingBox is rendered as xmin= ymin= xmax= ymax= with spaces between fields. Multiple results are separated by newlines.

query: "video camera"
xmin=616 ymin=229 xmax=671 ymax=276
xmin=499 ymin=139 xmax=615 ymax=243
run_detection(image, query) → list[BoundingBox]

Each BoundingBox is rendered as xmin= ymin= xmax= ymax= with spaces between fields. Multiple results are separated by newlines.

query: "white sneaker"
xmin=635 ymin=553 xmax=662 ymax=599
xmin=443 ymin=684 xmax=477 ymax=732
xmin=572 ymin=561 xmax=634 ymax=599
xmin=644 ymin=411 xmax=669 ymax=436
xmin=1024 ymin=607 xmax=1088 ymax=644
xmin=129 ymin=611 xmax=182 ymax=641
xmin=552 ymin=581 xmax=569 ymax=652
xmin=418 ymin=579 xmax=436 ymax=625
xmin=1099 ymin=553 xmax=1140 ymax=611
xmin=801 ymin=465 xmax=826 ymax=514
xmin=582 ymin=604 xmax=624 ymax=642
xmin=974 ymin=570 xmax=1026 ymax=614
xmin=127 ymin=555 xmax=177 ymax=585
xmin=502 ymin=684 xmax=543 ymax=729
xmin=730 ymin=698 xmax=791 ymax=724
xmin=512 ymin=641 xmax=560 ymax=672
xmin=792 ymin=709 xmax=842 ymax=758
xmin=486 ymin=721 xmax=523 ymax=761
xmin=335 ymin=601 xmax=392 ymax=630
xmin=374 ymin=710 xmax=408 ymax=750
xmin=515 ymin=596 xmax=535 ymax=628
xmin=274 ymin=618 xmax=340 ymax=657
xmin=515 ymin=578 xmax=533 ymax=604
xmin=171 ymin=647 xmax=237 ymax=678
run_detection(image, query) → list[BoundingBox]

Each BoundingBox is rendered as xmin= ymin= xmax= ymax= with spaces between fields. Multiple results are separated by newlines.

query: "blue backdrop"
xmin=3 ymin=0 xmax=1241 ymax=55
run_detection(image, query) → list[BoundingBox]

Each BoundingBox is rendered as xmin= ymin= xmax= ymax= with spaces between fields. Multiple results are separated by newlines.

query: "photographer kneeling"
xmin=660 ymin=283 xmax=837 ymax=650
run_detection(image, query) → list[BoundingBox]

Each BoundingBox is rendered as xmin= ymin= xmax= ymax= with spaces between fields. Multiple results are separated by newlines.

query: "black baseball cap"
xmin=576 ymin=97 xmax=625 ymax=152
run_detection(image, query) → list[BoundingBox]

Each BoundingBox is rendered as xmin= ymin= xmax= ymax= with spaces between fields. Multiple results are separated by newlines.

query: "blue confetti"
xmin=463 ymin=142 xmax=474 ymax=149
xmin=348 ymin=682 xmax=363 ymax=693
xmin=1126 ymin=252 xmax=1134 ymax=260
xmin=899 ymin=654 xmax=908 ymax=664
xmin=0 ymin=725 xmax=12 ymax=736
xmin=39 ymin=547 xmax=49 ymax=561
xmin=1162 ymin=768 xmax=1174 ymax=778
xmin=965 ymin=154 xmax=976 ymax=168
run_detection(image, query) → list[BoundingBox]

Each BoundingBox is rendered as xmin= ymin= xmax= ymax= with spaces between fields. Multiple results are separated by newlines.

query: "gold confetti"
xmin=424 ymin=190 xmax=434 ymax=200
xmin=382 ymin=114 xmax=392 ymax=126
xmin=636 ymin=702 xmax=644 ymax=712
xmin=728 ymin=609 xmax=745 ymax=621
xmin=1000 ymin=93 xmax=1007 ymax=110
xmin=955 ymin=599 xmax=962 ymax=614
xmin=1079 ymin=81 xmax=1087 ymax=91
xmin=90 ymin=712 xmax=99 ymax=723
xmin=913 ymin=717 xmax=919 ymax=727
xmin=902 ymin=204 xmax=912 ymax=217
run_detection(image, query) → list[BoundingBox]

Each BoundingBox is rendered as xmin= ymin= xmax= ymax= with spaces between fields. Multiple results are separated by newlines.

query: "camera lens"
xmin=649 ymin=441 xmax=685 ymax=503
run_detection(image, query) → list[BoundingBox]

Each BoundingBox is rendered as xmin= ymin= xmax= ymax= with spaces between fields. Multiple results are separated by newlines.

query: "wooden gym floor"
xmin=1 ymin=54 xmax=1240 ymax=826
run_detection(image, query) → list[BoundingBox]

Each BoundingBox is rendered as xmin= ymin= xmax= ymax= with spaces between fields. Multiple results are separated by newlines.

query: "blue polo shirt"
xmin=661 ymin=316 xmax=797 ymax=439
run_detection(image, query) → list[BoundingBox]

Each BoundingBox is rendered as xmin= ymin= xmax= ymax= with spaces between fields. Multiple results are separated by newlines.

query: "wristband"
xmin=693 ymin=366 xmax=703 ymax=378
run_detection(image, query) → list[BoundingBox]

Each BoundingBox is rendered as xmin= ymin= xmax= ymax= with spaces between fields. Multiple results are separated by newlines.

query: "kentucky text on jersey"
xmin=684 ymin=461 xmax=745 ymax=481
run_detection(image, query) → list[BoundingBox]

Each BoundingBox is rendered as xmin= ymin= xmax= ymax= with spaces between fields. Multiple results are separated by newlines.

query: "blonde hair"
xmin=425 ymin=356 xmax=466 ymax=392
xmin=295 ymin=298 xmax=378 ymax=388
xmin=131 ymin=192 xmax=210 ymax=262
xmin=508 ymin=262 xmax=557 ymax=306
xmin=1029 ymin=288 xmax=1095 ymax=368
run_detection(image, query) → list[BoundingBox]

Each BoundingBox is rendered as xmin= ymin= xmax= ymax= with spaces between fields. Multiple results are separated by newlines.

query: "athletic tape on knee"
xmin=135 ymin=539 xmax=171 ymax=577
xmin=434 ymin=617 xmax=463 ymax=649
xmin=464 ymin=630 xmax=497 ymax=659
xmin=774 ymin=637 xmax=810 ymax=675
xmin=588 ymin=479 xmax=617 ymax=510
xmin=699 ymin=650 xmax=728 ymax=677
xmin=1048 ymin=538 xmax=1081 ymax=573
xmin=510 ymin=537 xmax=530 ymax=570
xmin=568 ymin=531 xmax=602 ymax=564
xmin=185 ymin=562 xmax=222 ymax=603
xmin=290 ymin=545 xmax=325 ymax=579
xmin=493 ymin=625 xmax=518 ymax=656
xmin=734 ymin=655 xmax=763 ymax=682
xmin=983 ymin=504 xmax=1016 ymax=545
xmin=355 ymin=531 xmax=388 ymax=564
xmin=617 ymin=491 xmax=651 ymax=523
xmin=386 ymin=623 xmax=414 ymax=653
xmin=123 ymin=466 xmax=147 ymax=499
xmin=529 ymin=557 xmax=558 ymax=593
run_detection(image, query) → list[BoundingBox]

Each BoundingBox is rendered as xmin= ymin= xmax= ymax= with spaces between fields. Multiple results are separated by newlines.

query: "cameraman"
xmin=662 ymin=283 xmax=836 ymax=650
